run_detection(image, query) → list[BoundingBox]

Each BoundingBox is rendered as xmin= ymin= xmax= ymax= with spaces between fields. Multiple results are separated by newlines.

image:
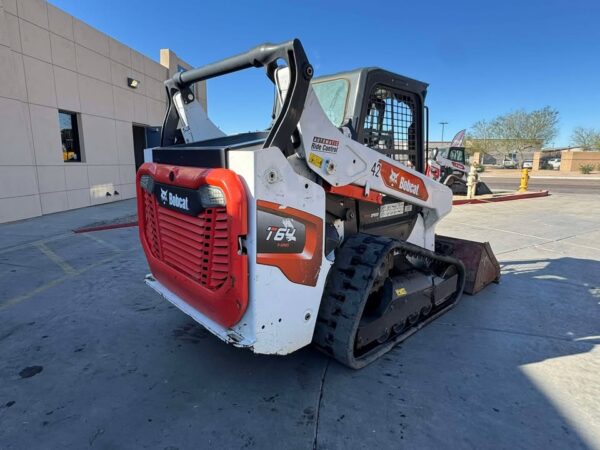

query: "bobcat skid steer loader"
xmin=426 ymin=130 xmax=492 ymax=195
xmin=136 ymin=39 xmax=500 ymax=368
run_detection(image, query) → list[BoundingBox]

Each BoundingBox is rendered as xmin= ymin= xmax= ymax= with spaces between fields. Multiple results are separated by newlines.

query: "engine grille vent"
xmin=143 ymin=191 xmax=229 ymax=290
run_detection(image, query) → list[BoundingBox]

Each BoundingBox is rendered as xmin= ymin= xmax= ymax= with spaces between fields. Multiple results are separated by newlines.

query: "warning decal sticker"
xmin=308 ymin=152 xmax=323 ymax=168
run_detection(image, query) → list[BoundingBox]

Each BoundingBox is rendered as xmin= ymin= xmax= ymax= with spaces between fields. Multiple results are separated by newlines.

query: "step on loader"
xmin=136 ymin=39 xmax=500 ymax=368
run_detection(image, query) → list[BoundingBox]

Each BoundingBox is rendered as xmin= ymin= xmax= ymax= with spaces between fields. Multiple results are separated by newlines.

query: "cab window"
xmin=448 ymin=148 xmax=465 ymax=164
xmin=361 ymin=85 xmax=418 ymax=165
xmin=312 ymin=78 xmax=349 ymax=127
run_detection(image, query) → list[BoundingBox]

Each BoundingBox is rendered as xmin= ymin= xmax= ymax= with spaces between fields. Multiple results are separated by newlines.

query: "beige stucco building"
xmin=0 ymin=0 xmax=205 ymax=223
xmin=532 ymin=148 xmax=600 ymax=172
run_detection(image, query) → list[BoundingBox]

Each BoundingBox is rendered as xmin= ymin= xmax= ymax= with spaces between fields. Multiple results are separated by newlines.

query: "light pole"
xmin=439 ymin=122 xmax=448 ymax=142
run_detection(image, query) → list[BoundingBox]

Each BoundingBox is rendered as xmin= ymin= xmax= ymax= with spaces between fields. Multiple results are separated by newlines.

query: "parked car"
xmin=522 ymin=160 xmax=533 ymax=169
xmin=548 ymin=158 xmax=561 ymax=170
xmin=499 ymin=159 xmax=518 ymax=169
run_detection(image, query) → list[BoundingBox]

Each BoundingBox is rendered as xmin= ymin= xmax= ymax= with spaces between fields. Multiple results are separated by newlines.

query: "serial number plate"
xmin=379 ymin=202 xmax=405 ymax=218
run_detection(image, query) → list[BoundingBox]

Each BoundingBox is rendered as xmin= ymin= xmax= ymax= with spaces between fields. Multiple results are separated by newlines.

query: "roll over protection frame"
xmin=161 ymin=39 xmax=313 ymax=157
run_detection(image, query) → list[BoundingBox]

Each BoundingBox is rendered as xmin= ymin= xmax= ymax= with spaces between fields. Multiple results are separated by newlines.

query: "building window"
xmin=59 ymin=110 xmax=82 ymax=162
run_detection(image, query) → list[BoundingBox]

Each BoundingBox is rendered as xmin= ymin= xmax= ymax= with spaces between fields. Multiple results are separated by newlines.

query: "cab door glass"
xmin=312 ymin=79 xmax=349 ymax=127
xmin=448 ymin=148 xmax=465 ymax=164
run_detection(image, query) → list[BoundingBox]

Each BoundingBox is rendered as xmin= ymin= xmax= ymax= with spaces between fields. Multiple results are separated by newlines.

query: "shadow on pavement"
xmin=314 ymin=255 xmax=599 ymax=449
xmin=0 ymin=230 xmax=598 ymax=449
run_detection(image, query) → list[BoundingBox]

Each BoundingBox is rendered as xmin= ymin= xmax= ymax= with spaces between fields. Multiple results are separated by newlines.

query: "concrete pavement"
xmin=0 ymin=199 xmax=137 ymax=251
xmin=0 ymin=195 xmax=599 ymax=449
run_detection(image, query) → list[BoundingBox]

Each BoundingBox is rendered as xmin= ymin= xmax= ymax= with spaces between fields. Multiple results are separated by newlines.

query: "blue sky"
xmin=50 ymin=0 xmax=599 ymax=146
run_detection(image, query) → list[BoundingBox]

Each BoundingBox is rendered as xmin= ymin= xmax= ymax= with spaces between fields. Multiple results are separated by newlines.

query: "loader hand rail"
xmin=161 ymin=38 xmax=313 ymax=156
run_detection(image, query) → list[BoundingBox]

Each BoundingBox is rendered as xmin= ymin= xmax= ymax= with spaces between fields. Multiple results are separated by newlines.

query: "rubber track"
xmin=313 ymin=233 xmax=465 ymax=369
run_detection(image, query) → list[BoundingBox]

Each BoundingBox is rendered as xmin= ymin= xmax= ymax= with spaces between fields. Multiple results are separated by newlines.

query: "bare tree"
xmin=469 ymin=107 xmax=559 ymax=164
xmin=466 ymin=120 xmax=497 ymax=156
xmin=570 ymin=127 xmax=600 ymax=150
xmin=492 ymin=107 xmax=559 ymax=164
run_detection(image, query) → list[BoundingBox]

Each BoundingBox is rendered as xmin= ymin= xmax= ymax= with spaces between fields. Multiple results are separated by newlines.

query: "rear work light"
xmin=140 ymin=174 xmax=154 ymax=193
xmin=199 ymin=185 xmax=226 ymax=207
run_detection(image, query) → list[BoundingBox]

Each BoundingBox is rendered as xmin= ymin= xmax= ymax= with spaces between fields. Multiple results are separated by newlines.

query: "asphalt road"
xmin=1 ymin=197 xmax=599 ymax=449
xmin=482 ymin=176 xmax=600 ymax=195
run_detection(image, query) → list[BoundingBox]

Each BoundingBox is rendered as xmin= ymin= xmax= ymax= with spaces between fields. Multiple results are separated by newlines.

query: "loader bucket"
xmin=435 ymin=235 xmax=501 ymax=295
xmin=475 ymin=181 xmax=493 ymax=195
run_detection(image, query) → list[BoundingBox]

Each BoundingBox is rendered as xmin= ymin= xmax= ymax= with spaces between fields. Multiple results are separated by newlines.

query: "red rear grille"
xmin=143 ymin=191 xmax=161 ymax=259
xmin=143 ymin=191 xmax=230 ymax=290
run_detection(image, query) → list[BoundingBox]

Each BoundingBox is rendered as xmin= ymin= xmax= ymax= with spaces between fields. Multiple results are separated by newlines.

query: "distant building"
xmin=534 ymin=147 xmax=600 ymax=171
xmin=541 ymin=146 xmax=583 ymax=153
xmin=0 ymin=0 xmax=206 ymax=223
xmin=427 ymin=139 xmax=540 ymax=165
xmin=464 ymin=139 xmax=542 ymax=165
xmin=426 ymin=141 xmax=452 ymax=149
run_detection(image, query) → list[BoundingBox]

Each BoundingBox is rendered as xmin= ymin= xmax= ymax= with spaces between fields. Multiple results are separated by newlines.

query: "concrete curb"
xmin=453 ymin=190 xmax=549 ymax=205
xmin=481 ymin=175 xmax=600 ymax=180
xmin=73 ymin=221 xmax=139 ymax=233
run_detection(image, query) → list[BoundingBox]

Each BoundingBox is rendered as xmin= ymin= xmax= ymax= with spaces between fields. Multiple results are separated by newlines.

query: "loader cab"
xmin=436 ymin=147 xmax=466 ymax=165
xmin=312 ymin=68 xmax=428 ymax=173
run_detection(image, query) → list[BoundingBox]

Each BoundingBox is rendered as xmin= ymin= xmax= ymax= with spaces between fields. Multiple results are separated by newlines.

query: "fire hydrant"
xmin=466 ymin=165 xmax=478 ymax=199
xmin=518 ymin=168 xmax=530 ymax=192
